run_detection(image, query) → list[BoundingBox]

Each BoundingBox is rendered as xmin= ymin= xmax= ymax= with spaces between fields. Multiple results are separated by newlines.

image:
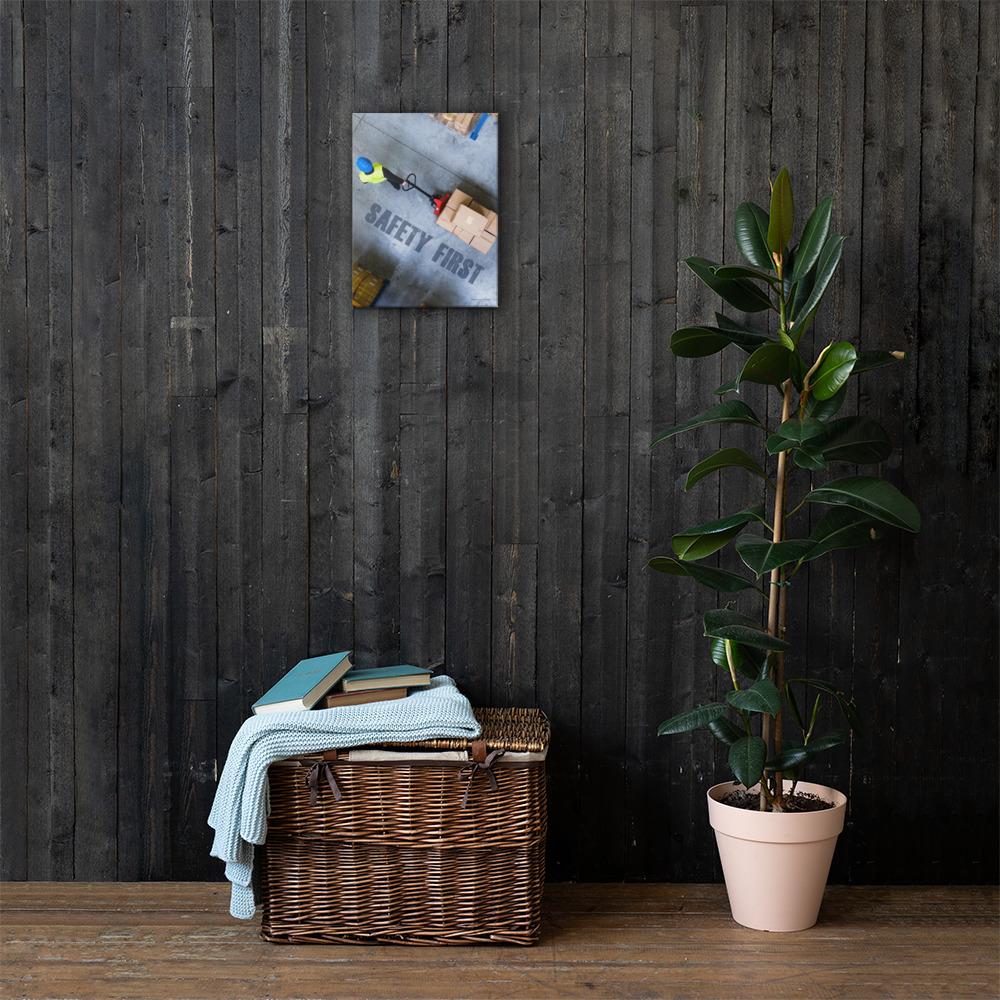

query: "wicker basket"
xmin=259 ymin=707 xmax=549 ymax=945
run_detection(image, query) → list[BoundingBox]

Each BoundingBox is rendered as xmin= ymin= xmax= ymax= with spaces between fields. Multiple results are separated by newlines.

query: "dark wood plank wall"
xmin=0 ymin=0 xmax=996 ymax=884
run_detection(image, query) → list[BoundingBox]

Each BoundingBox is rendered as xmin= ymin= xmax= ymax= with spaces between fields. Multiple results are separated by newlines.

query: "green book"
xmin=252 ymin=651 xmax=353 ymax=714
xmin=340 ymin=664 xmax=433 ymax=693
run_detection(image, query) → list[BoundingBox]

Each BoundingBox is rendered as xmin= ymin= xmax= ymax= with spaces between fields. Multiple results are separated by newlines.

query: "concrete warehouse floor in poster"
xmin=352 ymin=112 xmax=499 ymax=307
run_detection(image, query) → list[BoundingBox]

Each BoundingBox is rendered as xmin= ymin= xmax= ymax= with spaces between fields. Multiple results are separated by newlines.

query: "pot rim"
xmin=707 ymin=779 xmax=847 ymax=844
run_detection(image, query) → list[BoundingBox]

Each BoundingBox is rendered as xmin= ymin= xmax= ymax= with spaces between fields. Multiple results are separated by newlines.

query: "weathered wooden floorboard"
xmin=2 ymin=884 xmax=997 ymax=1000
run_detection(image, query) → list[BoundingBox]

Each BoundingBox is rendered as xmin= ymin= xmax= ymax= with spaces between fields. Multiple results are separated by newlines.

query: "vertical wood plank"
xmin=23 ymin=0 xmax=73 ymax=880
xmin=398 ymin=0 xmax=447 ymax=670
xmin=669 ymin=0 xmax=728 ymax=881
xmin=625 ymin=0 xmax=680 ymax=881
xmin=537 ymin=0 xmax=585 ymax=880
xmin=166 ymin=0 xmax=216 ymax=880
xmin=445 ymin=0 xmax=494 ymax=704
xmin=167 ymin=395 xmax=217 ymax=877
xmin=214 ymin=0 xmax=264 ymax=765
xmin=492 ymin=0 xmax=539 ymax=706
xmin=70 ymin=0 xmax=120 ymax=881
xmin=717 ymin=0 xmax=772 ymax=821
xmin=965 ymin=0 xmax=1000 ymax=880
xmin=307 ymin=0 xmax=354 ymax=658
xmin=769 ymin=0 xmax=822 ymax=825
xmin=853 ymin=0 xmax=921 ymax=882
xmin=262 ymin=0 xmax=309 ymax=682
xmin=579 ymin=0 xmax=631 ymax=880
xmin=119 ymin=0 xmax=172 ymax=879
xmin=969 ymin=0 xmax=999 ymax=488
xmin=0 ymin=0 xmax=28 ymax=881
xmin=807 ymin=2 xmax=867 ymax=852
xmin=352 ymin=2 xmax=402 ymax=669
xmin=899 ymin=0 xmax=995 ymax=880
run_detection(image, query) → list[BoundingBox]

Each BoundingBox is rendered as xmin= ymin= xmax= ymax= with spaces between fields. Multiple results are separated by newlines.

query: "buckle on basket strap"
xmin=461 ymin=748 xmax=504 ymax=809
xmin=306 ymin=760 xmax=343 ymax=806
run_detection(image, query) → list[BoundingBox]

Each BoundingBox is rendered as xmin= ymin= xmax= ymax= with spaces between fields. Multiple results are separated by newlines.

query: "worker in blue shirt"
xmin=356 ymin=157 xmax=405 ymax=190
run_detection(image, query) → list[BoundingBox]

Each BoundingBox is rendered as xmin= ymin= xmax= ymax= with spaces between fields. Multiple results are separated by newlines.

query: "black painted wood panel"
xmin=0 ymin=0 xmax=996 ymax=884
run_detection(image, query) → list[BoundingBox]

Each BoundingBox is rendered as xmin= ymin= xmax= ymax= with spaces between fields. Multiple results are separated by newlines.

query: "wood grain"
xmin=1 ymin=883 xmax=997 ymax=1000
xmin=1 ymin=0 xmax=996 ymax=885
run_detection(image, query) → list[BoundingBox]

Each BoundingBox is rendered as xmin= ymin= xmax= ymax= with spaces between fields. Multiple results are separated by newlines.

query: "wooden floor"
xmin=1 ymin=884 xmax=997 ymax=1000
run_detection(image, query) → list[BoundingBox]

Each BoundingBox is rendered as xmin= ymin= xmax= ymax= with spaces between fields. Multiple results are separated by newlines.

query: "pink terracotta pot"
xmin=707 ymin=779 xmax=847 ymax=932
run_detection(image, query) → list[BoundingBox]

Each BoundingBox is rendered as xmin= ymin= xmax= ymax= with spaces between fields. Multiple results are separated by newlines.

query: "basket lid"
xmin=378 ymin=706 xmax=549 ymax=754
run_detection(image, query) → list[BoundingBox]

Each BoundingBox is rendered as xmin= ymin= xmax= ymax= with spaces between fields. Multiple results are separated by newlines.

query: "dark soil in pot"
xmin=721 ymin=789 xmax=835 ymax=812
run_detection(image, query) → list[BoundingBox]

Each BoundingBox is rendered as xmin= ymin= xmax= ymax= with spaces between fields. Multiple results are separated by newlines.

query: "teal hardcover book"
xmin=341 ymin=664 xmax=433 ymax=693
xmin=252 ymin=651 xmax=353 ymax=714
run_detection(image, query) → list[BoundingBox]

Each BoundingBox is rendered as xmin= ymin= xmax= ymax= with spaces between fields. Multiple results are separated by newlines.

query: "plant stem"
xmin=763 ymin=378 xmax=795 ymax=810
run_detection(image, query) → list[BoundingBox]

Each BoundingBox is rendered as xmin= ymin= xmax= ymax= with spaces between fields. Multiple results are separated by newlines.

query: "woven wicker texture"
xmin=260 ymin=707 xmax=548 ymax=946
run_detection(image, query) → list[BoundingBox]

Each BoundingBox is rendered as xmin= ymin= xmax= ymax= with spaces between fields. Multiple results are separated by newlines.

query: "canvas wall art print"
xmin=352 ymin=112 xmax=498 ymax=308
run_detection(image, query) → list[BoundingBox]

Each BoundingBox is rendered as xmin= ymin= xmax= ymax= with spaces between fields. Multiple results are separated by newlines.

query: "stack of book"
xmin=251 ymin=651 xmax=432 ymax=716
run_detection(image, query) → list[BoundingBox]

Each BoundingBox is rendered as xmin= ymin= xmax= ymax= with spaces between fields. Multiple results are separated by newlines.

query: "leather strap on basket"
xmin=461 ymin=748 xmax=504 ymax=808
xmin=306 ymin=760 xmax=343 ymax=806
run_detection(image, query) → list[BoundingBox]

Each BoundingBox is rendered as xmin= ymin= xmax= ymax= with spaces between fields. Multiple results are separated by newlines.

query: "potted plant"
xmin=651 ymin=168 xmax=920 ymax=932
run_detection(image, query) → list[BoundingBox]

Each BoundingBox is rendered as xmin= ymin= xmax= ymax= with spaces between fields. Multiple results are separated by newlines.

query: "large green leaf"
xmin=684 ymin=257 xmax=773 ymax=313
xmin=715 ymin=313 xmax=765 ymax=337
xmin=708 ymin=716 xmax=744 ymax=746
xmin=788 ymin=677 xmax=863 ymax=733
xmin=792 ymin=445 xmax=827 ymax=471
xmin=767 ymin=167 xmax=794 ymax=253
xmin=803 ymin=508 xmax=878 ymax=563
xmin=711 ymin=637 xmax=767 ymax=681
xmin=790 ymin=197 xmax=832 ymax=284
xmin=658 ymin=703 xmax=727 ymax=736
xmin=670 ymin=324 xmax=770 ymax=358
xmin=793 ymin=234 xmax=845 ymax=319
xmin=803 ymin=732 xmax=847 ymax=755
xmin=737 ymin=343 xmax=797 ymax=388
xmin=805 ymin=475 xmax=920 ymax=532
xmin=766 ymin=416 xmax=826 ymax=454
xmin=713 ymin=264 xmax=780 ymax=286
xmin=727 ymin=678 xmax=782 ymax=716
xmin=729 ymin=736 xmax=767 ymax=788
xmin=853 ymin=350 xmax=904 ymax=374
xmin=648 ymin=556 xmax=760 ymax=594
xmin=703 ymin=609 xmax=790 ymax=651
xmin=734 ymin=202 xmax=773 ymax=270
xmin=736 ymin=536 xmax=815 ymax=577
xmin=671 ymin=505 xmax=766 ymax=561
xmin=804 ymin=386 xmax=846 ymax=422
xmin=814 ymin=416 xmax=892 ymax=464
xmin=811 ymin=341 xmax=857 ymax=400
xmin=766 ymin=744 xmax=811 ymax=771
xmin=652 ymin=401 xmax=762 ymax=448
xmin=684 ymin=447 xmax=768 ymax=491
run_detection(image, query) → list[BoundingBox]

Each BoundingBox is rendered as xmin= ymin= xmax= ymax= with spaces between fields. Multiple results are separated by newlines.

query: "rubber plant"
xmin=652 ymin=167 xmax=920 ymax=811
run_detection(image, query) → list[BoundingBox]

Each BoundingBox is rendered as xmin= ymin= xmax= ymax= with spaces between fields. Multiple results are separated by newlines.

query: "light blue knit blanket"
xmin=208 ymin=675 xmax=480 ymax=918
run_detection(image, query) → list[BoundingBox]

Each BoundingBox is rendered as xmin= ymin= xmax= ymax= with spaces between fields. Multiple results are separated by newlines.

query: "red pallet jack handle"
xmin=402 ymin=173 xmax=450 ymax=215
